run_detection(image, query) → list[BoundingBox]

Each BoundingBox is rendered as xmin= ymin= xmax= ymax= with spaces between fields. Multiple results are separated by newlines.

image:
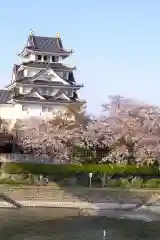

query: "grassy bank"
xmin=1 ymin=162 xmax=160 ymax=189
xmin=1 ymin=162 xmax=160 ymax=176
xmin=0 ymin=178 xmax=160 ymax=188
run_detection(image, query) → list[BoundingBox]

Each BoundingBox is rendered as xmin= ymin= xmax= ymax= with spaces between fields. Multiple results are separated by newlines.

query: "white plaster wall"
xmin=29 ymin=53 xmax=36 ymax=61
xmin=24 ymin=104 xmax=42 ymax=116
xmin=19 ymin=87 xmax=32 ymax=94
xmin=24 ymin=68 xmax=40 ymax=78
xmin=21 ymin=53 xmax=35 ymax=62
xmin=37 ymin=87 xmax=60 ymax=96
xmin=12 ymin=72 xmax=16 ymax=82
xmin=0 ymin=104 xmax=21 ymax=120
xmin=0 ymin=104 xmax=67 ymax=120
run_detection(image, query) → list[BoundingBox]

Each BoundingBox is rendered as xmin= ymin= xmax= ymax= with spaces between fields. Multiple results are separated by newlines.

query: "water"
xmin=0 ymin=208 xmax=160 ymax=239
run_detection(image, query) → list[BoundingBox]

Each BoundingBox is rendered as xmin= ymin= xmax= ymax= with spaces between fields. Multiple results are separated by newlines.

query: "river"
xmin=0 ymin=207 xmax=160 ymax=239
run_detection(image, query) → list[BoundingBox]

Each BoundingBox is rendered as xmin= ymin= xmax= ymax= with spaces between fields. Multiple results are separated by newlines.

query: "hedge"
xmin=1 ymin=163 xmax=160 ymax=177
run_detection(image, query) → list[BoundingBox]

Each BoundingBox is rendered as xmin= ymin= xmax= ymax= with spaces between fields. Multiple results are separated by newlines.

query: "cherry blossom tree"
xmin=99 ymin=95 xmax=160 ymax=165
xmin=16 ymin=103 xmax=90 ymax=163
xmin=13 ymin=95 xmax=160 ymax=166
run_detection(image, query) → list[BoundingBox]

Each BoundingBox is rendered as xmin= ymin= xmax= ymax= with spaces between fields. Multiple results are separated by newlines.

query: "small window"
xmin=52 ymin=56 xmax=55 ymax=62
xmin=48 ymin=107 xmax=53 ymax=112
xmin=41 ymin=88 xmax=46 ymax=95
xmin=55 ymin=56 xmax=59 ymax=62
xmin=42 ymin=106 xmax=48 ymax=112
xmin=43 ymin=55 xmax=47 ymax=61
xmin=22 ymin=105 xmax=29 ymax=111
xmin=56 ymin=72 xmax=63 ymax=78
xmin=63 ymin=72 xmax=68 ymax=79
xmin=42 ymin=106 xmax=52 ymax=112
xmin=37 ymin=55 xmax=41 ymax=60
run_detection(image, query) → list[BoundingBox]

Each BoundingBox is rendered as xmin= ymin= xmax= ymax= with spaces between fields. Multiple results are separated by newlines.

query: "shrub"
xmin=130 ymin=177 xmax=144 ymax=188
xmin=143 ymin=179 xmax=160 ymax=188
xmin=0 ymin=179 xmax=32 ymax=185
xmin=2 ymin=163 xmax=160 ymax=177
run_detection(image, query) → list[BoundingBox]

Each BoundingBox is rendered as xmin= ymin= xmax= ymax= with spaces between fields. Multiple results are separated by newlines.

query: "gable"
xmin=23 ymin=89 xmax=45 ymax=100
xmin=52 ymin=91 xmax=71 ymax=101
xmin=56 ymin=93 xmax=71 ymax=101
xmin=32 ymin=67 xmax=69 ymax=85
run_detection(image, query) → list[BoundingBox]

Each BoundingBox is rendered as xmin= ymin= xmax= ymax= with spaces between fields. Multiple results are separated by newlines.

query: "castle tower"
xmin=0 ymin=30 xmax=84 ymax=120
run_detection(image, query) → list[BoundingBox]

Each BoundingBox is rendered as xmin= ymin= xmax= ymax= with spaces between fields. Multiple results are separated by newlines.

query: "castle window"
xmin=42 ymin=106 xmax=48 ymax=112
xmin=48 ymin=107 xmax=53 ymax=112
xmin=63 ymin=72 xmax=68 ymax=79
xmin=56 ymin=72 xmax=63 ymax=78
xmin=42 ymin=106 xmax=53 ymax=112
xmin=22 ymin=105 xmax=29 ymax=111
xmin=37 ymin=55 xmax=42 ymax=60
xmin=43 ymin=55 xmax=47 ymax=61
xmin=52 ymin=56 xmax=55 ymax=62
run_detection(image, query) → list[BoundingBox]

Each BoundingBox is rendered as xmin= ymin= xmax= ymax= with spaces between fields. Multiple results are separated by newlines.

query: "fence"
xmin=0 ymin=154 xmax=57 ymax=164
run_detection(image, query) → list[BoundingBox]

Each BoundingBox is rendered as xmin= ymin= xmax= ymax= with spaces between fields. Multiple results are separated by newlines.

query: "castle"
xmin=0 ymin=30 xmax=84 ymax=121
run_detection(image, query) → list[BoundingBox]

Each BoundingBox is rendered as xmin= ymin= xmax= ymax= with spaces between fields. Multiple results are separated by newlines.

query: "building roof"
xmin=32 ymin=80 xmax=64 ymax=85
xmin=22 ymin=35 xmax=71 ymax=55
xmin=12 ymin=62 xmax=76 ymax=84
xmin=12 ymin=88 xmax=79 ymax=103
xmin=22 ymin=61 xmax=74 ymax=71
xmin=0 ymin=90 xmax=12 ymax=103
xmin=0 ymin=89 xmax=82 ymax=105
xmin=31 ymin=80 xmax=80 ymax=87
xmin=16 ymin=79 xmax=64 ymax=85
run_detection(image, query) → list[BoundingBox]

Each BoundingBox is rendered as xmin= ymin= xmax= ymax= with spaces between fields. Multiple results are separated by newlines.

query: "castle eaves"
xmin=0 ymin=90 xmax=12 ymax=104
xmin=22 ymin=61 xmax=74 ymax=71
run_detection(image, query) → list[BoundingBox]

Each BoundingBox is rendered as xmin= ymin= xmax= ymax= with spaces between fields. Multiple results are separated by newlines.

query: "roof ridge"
xmin=0 ymin=89 xmax=10 ymax=91
xmin=33 ymin=35 xmax=57 ymax=38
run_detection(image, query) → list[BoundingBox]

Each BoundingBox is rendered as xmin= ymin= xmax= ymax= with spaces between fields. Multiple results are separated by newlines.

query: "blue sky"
xmin=0 ymin=0 xmax=160 ymax=115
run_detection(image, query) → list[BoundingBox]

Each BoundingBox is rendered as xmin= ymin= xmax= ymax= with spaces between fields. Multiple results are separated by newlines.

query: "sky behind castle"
xmin=0 ymin=0 xmax=160 ymax=115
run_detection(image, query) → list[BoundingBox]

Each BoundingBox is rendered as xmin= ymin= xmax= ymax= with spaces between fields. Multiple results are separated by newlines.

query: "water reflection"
xmin=0 ymin=208 xmax=160 ymax=239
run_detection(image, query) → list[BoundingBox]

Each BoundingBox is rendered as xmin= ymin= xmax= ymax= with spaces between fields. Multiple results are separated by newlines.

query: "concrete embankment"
xmin=0 ymin=200 xmax=160 ymax=222
xmin=0 ymin=200 xmax=159 ymax=212
xmin=0 ymin=186 xmax=160 ymax=221
xmin=0 ymin=201 xmax=138 ymax=209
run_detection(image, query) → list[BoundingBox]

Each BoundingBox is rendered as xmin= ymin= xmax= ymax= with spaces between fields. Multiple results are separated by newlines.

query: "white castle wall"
xmin=0 ymin=103 xmax=67 ymax=120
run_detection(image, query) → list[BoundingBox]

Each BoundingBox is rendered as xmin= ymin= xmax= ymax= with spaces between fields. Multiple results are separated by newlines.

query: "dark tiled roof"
xmin=16 ymin=78 xmax=30 ymax=84
xmin=15 ymin=79 xmax=64 ymax=86
xmin=27 ymin=35 xmax=70 ymax=54
xmin=13 ymin=64 xmax=20 ymax=72
xmin=16 ymin=70 xmax=24 ymax=80
xmin=22 ymin=61 xmax=74 ymax=71
xmin=0 ymin=90 xmax=12 ymax=103
xmin=14 ymin=80 xmax=81 ymax=90
xmin=33 ymin=80 xmax=64 ymax=86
